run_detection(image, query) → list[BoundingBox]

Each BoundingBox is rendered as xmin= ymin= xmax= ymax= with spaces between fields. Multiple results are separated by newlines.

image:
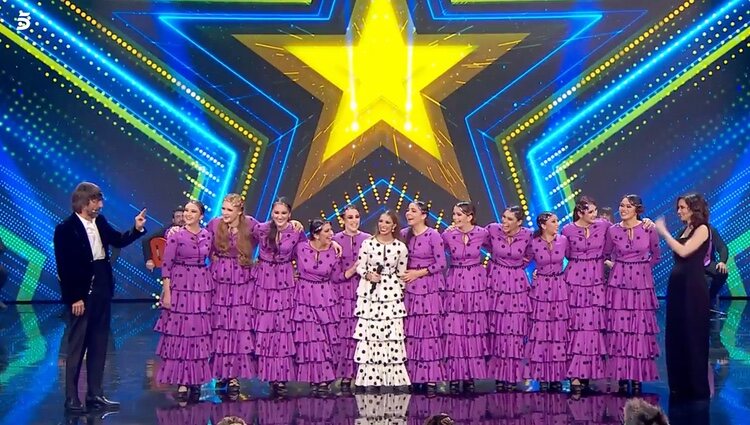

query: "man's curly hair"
xmin=424 ymin=414 xmax=455 ymax=425
xmin=217 ymin=416 xmax=247 ymax=425
xmin=624 ymin=399 xmax=670 ymax=425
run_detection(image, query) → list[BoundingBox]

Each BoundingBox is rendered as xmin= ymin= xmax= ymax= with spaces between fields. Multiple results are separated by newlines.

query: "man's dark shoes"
xmin=86 ymin=395 xmax=120 ymax=409
xmin=64 ymin=398 xmax=85 ymax=413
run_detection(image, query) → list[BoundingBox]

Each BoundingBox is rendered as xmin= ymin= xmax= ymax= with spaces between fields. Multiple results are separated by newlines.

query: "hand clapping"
xmin=654 ymin=216 xmax=669 ymax=237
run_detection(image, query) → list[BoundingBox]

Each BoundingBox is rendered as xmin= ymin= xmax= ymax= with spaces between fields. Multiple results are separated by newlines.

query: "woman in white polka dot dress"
xmin=353 ymin=210 xmax=411 ymax=389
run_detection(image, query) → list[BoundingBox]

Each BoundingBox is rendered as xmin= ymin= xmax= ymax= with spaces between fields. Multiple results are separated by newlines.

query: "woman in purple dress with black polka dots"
xmin=441 ymin=201 xmax=490 ymax=392
xmin=251 ymin=197 xmax=306 ymax=394
xmin=604 ymin=194 xmax=660 ymax=394
xmin=292 ymin=219 xmax=351 ymax=393
xmin=332 ymin=206 xmax=371 ymax=390
xmin=525 ymin=212 xmax=569 ymax=391
xmin=154 ymin=201 xmax=213 ymax=400
xmin=207 ymin=194 xmax=258 ymax=392
xmin=486 ymin=206 xmax=532 ymax=391
xmin=400 ymin=201 xmax=447 ymax=393
xmin=561 ymin=196 xmax=609 ymax=392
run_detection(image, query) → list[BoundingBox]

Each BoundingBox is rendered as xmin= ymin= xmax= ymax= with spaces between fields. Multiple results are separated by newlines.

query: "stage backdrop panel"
xmin=0 ymin=0 xmax=748 ymax=301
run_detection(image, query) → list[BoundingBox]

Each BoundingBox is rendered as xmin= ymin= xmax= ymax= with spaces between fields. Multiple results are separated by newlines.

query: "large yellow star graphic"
xmin=235 ymin=0 xmax=527 ymax=204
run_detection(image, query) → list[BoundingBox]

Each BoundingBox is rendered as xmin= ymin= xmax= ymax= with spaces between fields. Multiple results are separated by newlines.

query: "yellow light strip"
xmin=396 ymin=183 xmax=408 ymax=211
xmin=356 ymin=183 xmax=368 ymax=212
xmin=369 ymin=175 xmax=381 ymax=204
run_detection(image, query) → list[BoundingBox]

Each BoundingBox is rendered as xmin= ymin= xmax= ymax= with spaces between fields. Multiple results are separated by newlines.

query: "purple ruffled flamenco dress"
xmin=154 ymin=227 xmax=213 ymax=386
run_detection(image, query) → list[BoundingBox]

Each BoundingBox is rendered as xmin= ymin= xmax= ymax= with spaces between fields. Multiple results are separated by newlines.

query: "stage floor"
xmin=0 ymin=301 xmax=748 ymax=425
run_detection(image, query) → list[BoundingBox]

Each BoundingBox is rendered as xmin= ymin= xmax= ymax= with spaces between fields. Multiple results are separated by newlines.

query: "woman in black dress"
xmin=655 ymin=193 xmax=711 ymax=400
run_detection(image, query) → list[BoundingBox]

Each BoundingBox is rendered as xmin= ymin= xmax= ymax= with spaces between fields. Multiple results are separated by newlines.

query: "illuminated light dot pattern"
xmin=356 ymin=184 xmax=368 ymax=213
xmin=59 ymin=0 xmax=268 ymax=197
xmin=1 ymin=0 xmax=239 ymax=210
xmin=396 ymin=184 xmax=408 ymax=211
xmin=383 ymin=174 xmax=396 ymax=203
xmin=550 ymin=10 xmax=749 ymax=199
xmin=369 ymin=175 xmax=380 ymax=204
xmin=331 ymin=201 xmax=344 ymax=228
xmin=497 ymin=0 xmax=699 ymax=220
xmin=527 ymin=1 xmax=749 ymax=218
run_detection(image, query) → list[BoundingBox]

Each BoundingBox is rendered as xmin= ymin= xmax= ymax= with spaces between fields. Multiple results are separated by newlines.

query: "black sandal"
xmin=272 ymin=381 xmax=288 ymax=395
xmin=188 ymin=386 xmax=201 ymax=403
xmin=313 ymin=381 xmax=330 ymax=392
xmin=426 ymin=382 xmax=438 ymax=397
xmin=631 ymin=380 xmax=642 ymax=394
xmin=227 ymin=378 xmax=241 ymax=392
xmin=449 ymin=380 xmax=461 ymax=393
xmin=176 ymin=385 xmax=189 ymax=401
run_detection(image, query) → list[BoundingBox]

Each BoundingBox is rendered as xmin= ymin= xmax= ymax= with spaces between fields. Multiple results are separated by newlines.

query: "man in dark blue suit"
xmin=53 ymin=182 xmax=146 ymax=412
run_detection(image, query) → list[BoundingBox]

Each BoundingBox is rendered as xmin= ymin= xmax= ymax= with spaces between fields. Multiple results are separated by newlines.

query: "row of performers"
xmin=155 ymin=193 xmax=659 ymax=399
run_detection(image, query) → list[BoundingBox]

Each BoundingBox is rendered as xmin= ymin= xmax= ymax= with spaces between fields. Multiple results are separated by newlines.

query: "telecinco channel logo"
xmin=16 ymin=11 xmax=31 ymax=31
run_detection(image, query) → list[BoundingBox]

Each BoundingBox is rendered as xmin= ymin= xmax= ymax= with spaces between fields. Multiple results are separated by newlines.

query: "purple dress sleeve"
xmin=427 ymin=230 xmax=447 ymax=275
xmin=206 ymin=218 xmax=217 ymax=235
xmin=562 ymin=224 xmax=572 ymax=258
xmin=604 ymin=226 xmax=615 ymax=260
xmin=293 ymin=239 xmax=304 ymax=264
xmin=441 ymin=231 xmax=451 ymax=259
xmin=524 ymin=236 xmax=535 ymax=262
xmin=206 ymin=218 xmax=219 ymax=256
xmin=483 ymin=223 xmax=497 ymax=252
xmin=331 ymin=257 xmax=346 ymax=282
xmin=251 ymin=221 xmax=265 ymax=240
xmin=161 ymin=231 xmax=179 ymax=280
xmin=648 ymin=227 xmax=661 ymax=266
xmin=245 ymin=215 xmax=259 ymax=244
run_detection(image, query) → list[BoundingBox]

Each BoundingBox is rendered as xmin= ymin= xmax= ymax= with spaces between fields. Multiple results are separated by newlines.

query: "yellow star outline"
xmin=235 ymin=0 xmax=527 ymax=204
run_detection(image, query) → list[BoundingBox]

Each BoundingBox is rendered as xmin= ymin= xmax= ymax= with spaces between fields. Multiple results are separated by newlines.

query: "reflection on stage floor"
xmin=0 ymin=301 xmax=747 ymax=425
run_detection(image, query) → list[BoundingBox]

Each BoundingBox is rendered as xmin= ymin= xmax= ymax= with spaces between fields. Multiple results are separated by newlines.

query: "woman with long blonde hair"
xmin=207 ymin=194 xmax=258 ymax=392
xmin=209 ymin=194 xmax=304 ymax=392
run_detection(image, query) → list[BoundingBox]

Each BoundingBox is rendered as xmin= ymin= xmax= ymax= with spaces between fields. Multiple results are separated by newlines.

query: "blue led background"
xmin=0 ymin=0 xmax=748 ymax=302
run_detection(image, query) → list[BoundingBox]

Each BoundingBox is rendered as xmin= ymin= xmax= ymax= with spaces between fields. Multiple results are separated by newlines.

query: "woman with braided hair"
xmin=525 ymin=211 xmax=569 ymax=391
xmin=207 ymin=194 xmax=259 ymax=392
xmin=485 ymin=206 xmax=533 ymax=391
xmin=441 ymin=201 xmax=490 ymax=392
xmin=561 ymin=196 xmax=609 ymax=392
xmin=292 ymin=219 xmax=351 ymax=393
xmin=400 ymin=201 xmax=447 ymax=393
xmin=332 ymin=205 xmax=371 ymax=389
xmin=604 ymin=194 xmax=661 ymax=394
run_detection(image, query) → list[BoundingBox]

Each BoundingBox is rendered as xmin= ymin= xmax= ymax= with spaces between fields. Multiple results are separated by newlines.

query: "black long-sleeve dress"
xmin=665 ymin=224 xmax=711 ymax=400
